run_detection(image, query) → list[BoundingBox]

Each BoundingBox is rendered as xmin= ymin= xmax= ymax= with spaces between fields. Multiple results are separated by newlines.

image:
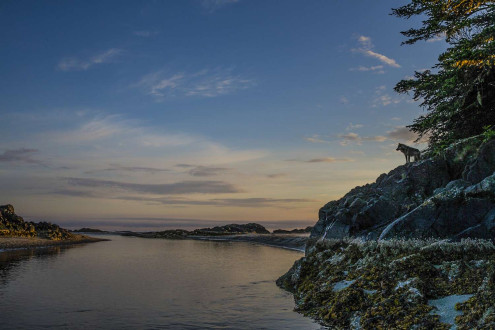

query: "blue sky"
xmin=0 ymin=0 xmax=447 ymax=230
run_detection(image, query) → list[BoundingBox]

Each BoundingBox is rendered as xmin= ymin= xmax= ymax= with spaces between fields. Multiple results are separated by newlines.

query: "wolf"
xmin=396 ymin=143 xmax=421 ymax=163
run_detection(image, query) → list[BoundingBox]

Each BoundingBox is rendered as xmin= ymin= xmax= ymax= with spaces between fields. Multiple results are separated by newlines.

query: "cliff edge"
xmin=312 ymin=136 xmax=495 ymax=242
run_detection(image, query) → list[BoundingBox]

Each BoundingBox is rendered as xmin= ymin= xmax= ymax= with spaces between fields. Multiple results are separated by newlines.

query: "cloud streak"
xmin=67 ymin=177 xmax=242 ymax=195
xmin=0 ymin=148 xmax=43 ymax=165
xmin=187 ymin=165 xmax=230 ymax=177
xmin=306 ymin=157 xmax=355 ymax=163
xmin=372 ymin=85 xmax=402 ymax=107
xmin=338 ymin=132 xmax=387 ymax=146
xmin=387 ymin=126 xmax=428 ymax=143
xmin=349 ymin=65 xmax=385 ymax=74
xmin=57 ymin=48 xmax=122 ymax=71
xmin=54 ymin=190 xmax=314 ymax=208
xmin=86 ymin=164 xmax=170 ymax=174
xmin=304 ymin=135 xmax=332 ymax=144
xmin=135 ymin=68 xmax=254 ymax=100
xmin=353 ymin=36 xmax=400 ymax=68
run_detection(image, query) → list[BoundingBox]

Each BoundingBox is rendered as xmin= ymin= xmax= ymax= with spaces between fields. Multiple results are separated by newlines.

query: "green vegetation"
xmin=392 ymin=0 xmax=495 ymax=152
xmin=278 ymin=238 xmax=495 ymax=329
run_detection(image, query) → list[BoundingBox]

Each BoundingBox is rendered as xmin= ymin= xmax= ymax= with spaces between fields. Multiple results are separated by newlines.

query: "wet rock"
xmin=278 ymin=238 xmax=495 ymax=329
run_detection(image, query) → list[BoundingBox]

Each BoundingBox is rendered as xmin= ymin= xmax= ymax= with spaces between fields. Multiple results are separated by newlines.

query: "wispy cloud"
xmin=0 ymin=148 xmax=42 ymax=165
xmin=49 ymin=115 xmax=198 ymax=148
xmin=373 ymin=94 xmax=401 ymax=107
xmin=305 ymin=130 xmax=386 ymax=146
xmin=42 ymin=113 xmax=266 ymax=168
xmin=86 ymin=164 xmax=170 ymax=174
xmin=266 ymin=173 xmax=287 ymax=179
xmin=387 ymin=126 xmax=428 ymax=143
xmin=338 ymin=132 xmax=387 ymax=146
xmin=362 ymin=50 xmax=400 ymax=68
xmin=201 ymin=0 xmax=240 ymax=12
xmin=346 ymin=123 xmax=364 ymax=131
xmin=306 ymin=157 xmax=355 ymax=163
xmin=135 ymin=68 xmax=254 ymax=100
xmin=352 ymin=35 xmax=400 ymax=68
xmin=305 ymin=127 xmax=420 ymax=147
xmin=286 ymin=156 xmax=354 ymax=163
xmin=349 ymin=65 xmax=385 ymax=74
xmin=372 ymin=85 xmax=401 ymax=107
xmin=54 ymin=191 xmax=315 ymax=208
xmin=304 ymin=135 xmax=332 ymax=144
xmin=67 ymin=177 xmax=241 ymax=195
xmin=187 ymin=165 xmax=231 ymax=177
xmin=57 ymin=48 xmax=122 ymax=71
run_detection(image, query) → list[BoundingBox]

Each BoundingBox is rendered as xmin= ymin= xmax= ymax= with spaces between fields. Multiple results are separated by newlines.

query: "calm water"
xmin=0 ymin=235 xmax=322 ymax=329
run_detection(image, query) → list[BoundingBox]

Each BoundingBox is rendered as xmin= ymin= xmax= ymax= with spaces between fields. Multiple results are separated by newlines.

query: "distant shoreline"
xmin=189 ymin=233 xmax=308 ymax=252
xmin=0 ymin=235 xmax=108 ymax=252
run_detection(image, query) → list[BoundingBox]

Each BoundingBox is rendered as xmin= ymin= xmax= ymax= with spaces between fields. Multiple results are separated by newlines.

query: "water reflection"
xmin=0 ymin=245 xmax=78 ymax=287
xmin=0 ymin=235 xmax=322 ymax=329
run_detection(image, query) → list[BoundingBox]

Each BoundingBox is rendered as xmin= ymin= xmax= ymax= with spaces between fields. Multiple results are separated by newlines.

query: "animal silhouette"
xmin=396 ymin=143 xmax=421 ymax=163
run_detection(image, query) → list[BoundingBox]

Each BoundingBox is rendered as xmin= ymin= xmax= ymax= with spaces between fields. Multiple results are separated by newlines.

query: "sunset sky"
xmin=0 ymin=0 xmax=447 ymax=230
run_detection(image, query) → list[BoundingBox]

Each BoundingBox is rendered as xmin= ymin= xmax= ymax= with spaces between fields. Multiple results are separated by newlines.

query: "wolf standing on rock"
xmin=396 ymin=143 xmax=421 ymax=163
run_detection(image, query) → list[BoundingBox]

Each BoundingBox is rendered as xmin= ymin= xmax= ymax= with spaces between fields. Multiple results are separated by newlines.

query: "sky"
xmin=0 ymin=0 xmax=448 ymax=231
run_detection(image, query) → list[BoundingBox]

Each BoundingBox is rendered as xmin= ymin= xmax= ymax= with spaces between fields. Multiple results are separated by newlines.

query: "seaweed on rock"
xmin=277 ymin=238 xmax=495 ymax=329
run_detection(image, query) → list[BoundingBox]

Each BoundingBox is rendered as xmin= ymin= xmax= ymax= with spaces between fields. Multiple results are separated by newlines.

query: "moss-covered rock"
xmin=277 ymin=238 xmax=495 ymax=329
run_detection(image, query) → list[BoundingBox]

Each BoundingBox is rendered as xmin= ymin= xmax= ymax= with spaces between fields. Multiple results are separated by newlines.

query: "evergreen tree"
xmin=392 ymin=0 xmax=495 ymax=150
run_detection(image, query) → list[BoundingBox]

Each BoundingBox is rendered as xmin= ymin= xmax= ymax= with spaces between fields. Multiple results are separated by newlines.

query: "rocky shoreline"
xmin=0 ymin=235 xmax=108 ymax=251
xmin=277 ymin=238 xmax=495 ymax=329
xmin=0 ymin=204 xmax=108 ymax=252
xmin=119 ymin=222 xmax=310 ymax=252
xmin=191 ymin=233 xmax=309 ymax=252
xmin=277 ymin=136 xmax=495 ymax=329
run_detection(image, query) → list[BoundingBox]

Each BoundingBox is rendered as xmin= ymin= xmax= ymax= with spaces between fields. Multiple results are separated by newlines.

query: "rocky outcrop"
xmin=278 ymin=238 xmax=495 ymax=329
xmin=0 ymin=204 xmax=74 ymax=240
xmin=273 ymin=226 xmax=313 ymax=234
xmin=312 ymin=136 xmax=495 ymax=241
xmin=121 ymin=229 xmax=190 ymax=239
xmin=122 ymin=223 xmax=270 ymax=239
xmin=192 ymin=223 xmax=270 ymax=235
